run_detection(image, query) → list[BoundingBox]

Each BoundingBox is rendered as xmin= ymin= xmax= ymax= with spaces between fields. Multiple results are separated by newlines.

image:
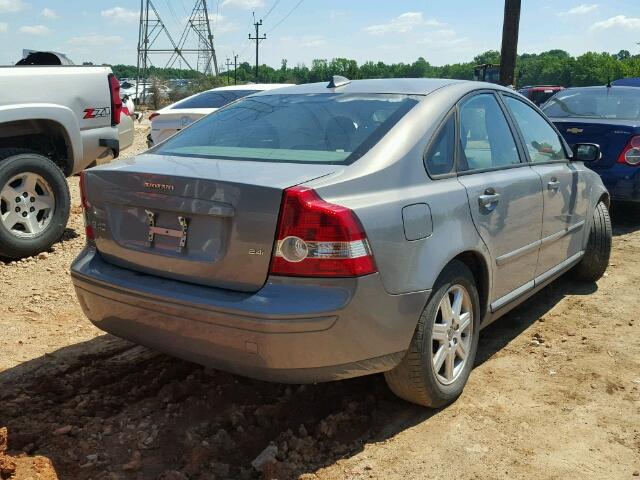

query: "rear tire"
xmin=385 ymin=260 xmax=480 ymax=408
xmin=0 ymin=150 xmax=70 ymax=259
xmin=570 ymin=201 xmax=612 ymax=282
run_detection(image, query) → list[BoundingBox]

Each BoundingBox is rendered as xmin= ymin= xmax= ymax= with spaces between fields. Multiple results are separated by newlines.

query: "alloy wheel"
xmin=0 ymin=172 xmax=56 ymax=238
xmin=431 ymin=284 xmax=474 ymax=385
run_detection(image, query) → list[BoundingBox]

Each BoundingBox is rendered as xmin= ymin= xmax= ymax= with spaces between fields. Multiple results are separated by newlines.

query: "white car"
xmin=148 ymin=84 xmax=293 ymax=146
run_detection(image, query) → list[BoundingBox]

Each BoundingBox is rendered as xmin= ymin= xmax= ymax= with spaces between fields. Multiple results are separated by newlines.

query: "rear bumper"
xmin=594 ymin=164 xmax=640 ymax=203
xmin=75 ymin=126 xmax=120 ymax=174
xmin=71 ymin=248 xmax=428 ymax=383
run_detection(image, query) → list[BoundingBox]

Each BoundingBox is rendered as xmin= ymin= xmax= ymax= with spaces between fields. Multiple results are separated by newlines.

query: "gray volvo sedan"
xmin=72 ymin=77 xmax=611 ymax=407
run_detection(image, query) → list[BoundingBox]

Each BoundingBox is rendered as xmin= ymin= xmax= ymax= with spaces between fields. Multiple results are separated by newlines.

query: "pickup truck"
xmin=0 ymin=65 xmax=123 ymax=258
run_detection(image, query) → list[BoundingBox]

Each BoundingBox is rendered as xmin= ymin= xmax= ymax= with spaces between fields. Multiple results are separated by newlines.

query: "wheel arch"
xmin=0 ymin=119 xmax=74 ymax=176
xmin=0 ymin=105 xmax=82 ymax=176
xmin=449 ymin=250 xmax=491 ymax=322
xmin=598 ymin=191 xmax=610 ymax=209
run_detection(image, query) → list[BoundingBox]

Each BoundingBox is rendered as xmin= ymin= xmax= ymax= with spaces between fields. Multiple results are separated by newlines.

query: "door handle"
xmin=478 ymin=192 xmax=501 ymax=208
xmin=547 ymin=179 xmax=560 ymax=191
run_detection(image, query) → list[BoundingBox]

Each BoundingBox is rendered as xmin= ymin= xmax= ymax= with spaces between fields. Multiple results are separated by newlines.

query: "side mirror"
xmin=572 ymin=143 xmax=601 ymax=163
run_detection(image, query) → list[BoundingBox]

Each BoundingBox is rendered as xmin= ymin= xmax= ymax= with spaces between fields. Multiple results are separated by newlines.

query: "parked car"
xmin=147 ymin=83 xmax=293 ymax=146
xmin=517 ymin=85 xmax=564 ymax=106
xmin=611 ymin=77 xmax=640 ymax=88
xmin=73 ymin=77 xmax=611 ymax=408
xmin=0 ymin=65 xmax=122 ymax=258
xmin=542 ymin=85 xmax=640 ymax=203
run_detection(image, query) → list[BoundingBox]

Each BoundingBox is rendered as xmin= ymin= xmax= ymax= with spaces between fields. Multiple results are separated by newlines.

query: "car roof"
xmin=211 ymin=83 xmax=293 ymax=91
xmin=520 ymin=85 xmax=563 ymax=90
xmin=250 ymin=78 xmax=473 ymax=96
xmin=556 ymin=85 xmax=640 ymax=93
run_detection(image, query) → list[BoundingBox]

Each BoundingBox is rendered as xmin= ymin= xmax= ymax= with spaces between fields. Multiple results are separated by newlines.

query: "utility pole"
xmin=248 ymin=15 xmax=266 ymax=82
xmin=225 ymin=57 xmax=232 ymax=84
xmin=499 ymin=0 xmax=521 ymax=87
xmin=233 ymin=53 xmax=238 ymax=85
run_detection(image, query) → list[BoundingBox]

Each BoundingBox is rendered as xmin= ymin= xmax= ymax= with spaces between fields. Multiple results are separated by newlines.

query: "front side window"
xmin=156 ymin=93 xmax=420 ymax=164
xmin=542 ymin=88 xmax=640 ymax=121
xmin=458 ymin=94 xmax=520 ymax=172
xmin=425 ymin=115 xmax=455 ymax=176
xmin=171 ymin=90 xmax=259 ymax=110
xmin=504 ymin=96 xmax=567 ymax=163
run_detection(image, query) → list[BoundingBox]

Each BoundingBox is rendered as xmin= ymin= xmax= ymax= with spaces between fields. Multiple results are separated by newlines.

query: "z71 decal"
xmin=83 ymin=107 xmax=111 ymax=119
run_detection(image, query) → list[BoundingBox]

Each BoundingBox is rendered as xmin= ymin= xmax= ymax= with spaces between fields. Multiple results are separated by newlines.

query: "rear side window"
xmin=425 ymin=115 xmax=455 ymax=176
xmin=504 ymin=96 xmax=567 ymax=163
xmin=458 ymin=94 xmax=521 ymax=172
xmin=171 ymin=90 xmax=259 ymax=109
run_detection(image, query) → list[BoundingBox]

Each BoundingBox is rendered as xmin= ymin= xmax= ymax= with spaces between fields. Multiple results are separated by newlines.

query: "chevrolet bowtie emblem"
xmin=567 ymin=127 xmax=583 ymax=134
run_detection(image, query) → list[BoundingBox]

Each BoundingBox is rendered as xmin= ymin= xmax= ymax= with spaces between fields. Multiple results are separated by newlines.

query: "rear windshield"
xmin=171 ymin=90 xmax=259 ymax=109
xmin=156 ymin=93 xmax=420 ymax=164
xmin=542 ymin=88 xmax=640 ymax=120
xmin=527 ymin=89 xmax=559 ymax=106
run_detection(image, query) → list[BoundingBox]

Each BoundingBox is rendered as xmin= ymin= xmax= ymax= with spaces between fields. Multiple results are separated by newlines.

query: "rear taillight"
xmin=617 ymin=135 xmax=640 ymax=166
xmin=79 ymin=172 xmax=94 ymax=240
xmin=269 ymin=186 xmax=377 ymax=277
xmin=108 ymin=74 xmax=122 ymax=126
xmin=149 ymin=112 xmax=160 ymax=121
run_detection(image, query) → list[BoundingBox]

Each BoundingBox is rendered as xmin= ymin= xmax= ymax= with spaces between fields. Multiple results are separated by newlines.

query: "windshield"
xmin=156 ymin=93 xmax=420 ymax=164
xmin=542 ymin=88 xmax=640 ymax=120
xmin=171 ymin=90 xmax=259 ymax=110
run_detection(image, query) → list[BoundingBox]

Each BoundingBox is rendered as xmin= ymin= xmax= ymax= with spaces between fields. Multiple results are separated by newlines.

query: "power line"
xmin=213 ymin=0 xmax=220 ymax=28
xmin=263 ymin=0 xmax=282 ymax=20
xmin=265 ymin=0 xmax=304 ymax=34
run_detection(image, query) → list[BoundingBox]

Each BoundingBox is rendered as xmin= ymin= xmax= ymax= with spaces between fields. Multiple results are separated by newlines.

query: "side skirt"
xmin=481 ymin=251 xmax=585 ymax=329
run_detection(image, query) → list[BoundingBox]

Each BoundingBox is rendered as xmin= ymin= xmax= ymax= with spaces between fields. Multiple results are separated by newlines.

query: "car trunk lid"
xmin=83 ymin=153 xmax=338 ymax=291
xmin=151 ymin=108 xmax=214 ymax=143
xmin=551 ymin=117 xmax=639 ymax=169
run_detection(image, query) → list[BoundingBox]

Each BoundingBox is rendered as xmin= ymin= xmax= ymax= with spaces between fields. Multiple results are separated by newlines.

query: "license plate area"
xmin=146 ymin=209 xmax=189 ymax=252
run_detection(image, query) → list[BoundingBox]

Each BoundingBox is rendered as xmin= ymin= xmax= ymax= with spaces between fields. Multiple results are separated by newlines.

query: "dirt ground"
xmin=0 ymin=122 xmax=639 ymax=480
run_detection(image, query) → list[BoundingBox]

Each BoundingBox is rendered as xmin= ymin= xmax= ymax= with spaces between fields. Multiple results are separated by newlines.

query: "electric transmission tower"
xmin=136 ymin=0 xmax=219 ymax=103
xmin=169 ymin=0 xmax=219 ymax=76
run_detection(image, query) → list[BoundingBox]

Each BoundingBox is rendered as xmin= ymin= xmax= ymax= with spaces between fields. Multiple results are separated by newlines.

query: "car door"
xmin=501 ymin=94 xmax=589 ymax=279
xmin=455 ymin=92 xmax=544 ymax=309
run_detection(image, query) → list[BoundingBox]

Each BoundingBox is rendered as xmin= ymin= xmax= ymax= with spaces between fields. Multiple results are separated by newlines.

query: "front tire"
xmin=0 ymin=151 xmax=70 ymax=259
xmin=385 ymin=261 xmax=480 ymax=408
xmin=571 ymin=201 xmax=612 ymax=282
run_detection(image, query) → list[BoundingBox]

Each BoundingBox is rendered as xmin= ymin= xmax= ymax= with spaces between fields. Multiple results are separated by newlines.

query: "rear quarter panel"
xmin=307 ymin=86 xmax=491 ymax=296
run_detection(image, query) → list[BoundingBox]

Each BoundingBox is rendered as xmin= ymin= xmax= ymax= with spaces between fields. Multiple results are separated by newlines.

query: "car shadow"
xmin=611 ymin=202 xmax=640 ymax=236
xmin=0 ymin=275 xmax=600 ymax=479
xmin=0 ymin=228 xmax=79 ymax=264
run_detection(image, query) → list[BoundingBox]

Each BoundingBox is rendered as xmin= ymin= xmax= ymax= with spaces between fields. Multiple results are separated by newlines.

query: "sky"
xmin=1 ymin=0 xmax=639 ymax=70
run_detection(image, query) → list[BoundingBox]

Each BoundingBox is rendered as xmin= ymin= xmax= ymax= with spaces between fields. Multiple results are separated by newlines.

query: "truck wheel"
xmin=384 ymin=260 xmax=480 ymax=408
xmin=570 ymin=201 xmax=612 ymax=282
xmin=0 ymin=150 xmax=70 ymax=259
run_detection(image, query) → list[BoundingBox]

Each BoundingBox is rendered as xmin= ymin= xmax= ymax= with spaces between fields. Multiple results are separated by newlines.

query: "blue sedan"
xmin=542 ymin=86 xmax=640 ymax=203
